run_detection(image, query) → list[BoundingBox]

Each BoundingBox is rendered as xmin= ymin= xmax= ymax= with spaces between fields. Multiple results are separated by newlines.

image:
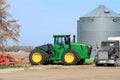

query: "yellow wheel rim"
xmin=32 ymin=52 xmax=42 ymax=63
xmin=64 ymin=52 xmax=74 ymax=63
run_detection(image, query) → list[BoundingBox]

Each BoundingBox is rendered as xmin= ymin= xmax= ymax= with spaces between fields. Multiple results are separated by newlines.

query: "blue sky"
xmin=7 ymin=0 xmax=120 ymax=46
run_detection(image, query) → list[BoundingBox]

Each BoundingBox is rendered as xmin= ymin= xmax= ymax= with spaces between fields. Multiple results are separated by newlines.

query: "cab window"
xmin=54 ymin=37 xmax=65 ymax=44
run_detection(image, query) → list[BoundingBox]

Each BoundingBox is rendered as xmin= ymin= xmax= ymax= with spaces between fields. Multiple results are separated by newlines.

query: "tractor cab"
xmin=52 ymin=35 xmax=72 ymax=60
xmin=53 ymin=35 xmax=71 ymax=49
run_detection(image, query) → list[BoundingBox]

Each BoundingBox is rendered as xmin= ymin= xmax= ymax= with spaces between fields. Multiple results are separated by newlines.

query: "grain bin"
xmin=77 ymin=5 xmax=120 ymax=57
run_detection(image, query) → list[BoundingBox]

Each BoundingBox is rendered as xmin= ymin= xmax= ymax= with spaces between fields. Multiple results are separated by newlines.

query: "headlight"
xmin=110 ymin=56 xmax=115 ymax=59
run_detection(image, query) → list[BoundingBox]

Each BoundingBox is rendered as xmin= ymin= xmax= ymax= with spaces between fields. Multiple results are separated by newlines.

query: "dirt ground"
xmin=0 ymin=65 xmax=120 ymax=80
xmin=0 ymin=52 xmax=120 ymax=80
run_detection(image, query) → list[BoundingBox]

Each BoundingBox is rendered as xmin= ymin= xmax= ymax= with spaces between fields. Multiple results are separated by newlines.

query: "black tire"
xmin=95 ymin=63 xmax=99 ymax=66
xmin=62 ymin=49 xmax=80 ymax=65
xmin=107 ymin=64 xmax=114 ymax=66
xmin=95 ymin=62 xmax=102 ymax=66
xmin=95 ymin=62 xmax=99 ymax=66
xmin=78 ymin=59 xmax=85 ymax=64
xmin=49 ymin=60 xmax=54 ymax=64
xmin=29 ymin=49 xmax=49 ymax=65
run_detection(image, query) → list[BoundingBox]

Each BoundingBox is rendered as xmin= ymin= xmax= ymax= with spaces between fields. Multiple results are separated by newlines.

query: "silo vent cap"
xmin=104 ymin=9 xmax=110 ymax=14
xmin=82 ymin=5 xmax=119 ymax=17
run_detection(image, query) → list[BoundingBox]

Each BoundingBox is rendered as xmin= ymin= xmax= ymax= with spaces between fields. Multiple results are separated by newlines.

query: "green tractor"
xmin=29 ymin=34 xmax=92 ymax=65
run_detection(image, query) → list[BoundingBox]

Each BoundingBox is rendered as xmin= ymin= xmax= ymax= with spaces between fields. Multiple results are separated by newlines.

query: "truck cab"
xmin=94 ymin=40 xmax=120 ymax=66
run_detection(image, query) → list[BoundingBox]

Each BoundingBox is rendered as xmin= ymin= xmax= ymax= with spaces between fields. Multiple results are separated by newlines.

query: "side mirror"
xmin=96 ymin=43 xmax=99 ymax=49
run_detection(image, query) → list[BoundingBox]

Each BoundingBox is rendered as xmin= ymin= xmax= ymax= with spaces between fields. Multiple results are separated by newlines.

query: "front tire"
xmin=95 ymin=62 xmax=103 ymax=66
xmin=62 ymin=49 xmax=80 ymax=65
xmin=29 ymin=49 xmax=49 ymax=65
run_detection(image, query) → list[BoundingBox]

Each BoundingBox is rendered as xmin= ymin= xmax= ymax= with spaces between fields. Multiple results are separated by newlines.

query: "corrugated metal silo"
xmin=77 ymin=5 xmax=120 ymax=57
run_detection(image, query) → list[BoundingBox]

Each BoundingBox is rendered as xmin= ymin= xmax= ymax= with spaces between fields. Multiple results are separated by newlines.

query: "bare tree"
xmin=0 ymin=0 xmax=20 ymax=53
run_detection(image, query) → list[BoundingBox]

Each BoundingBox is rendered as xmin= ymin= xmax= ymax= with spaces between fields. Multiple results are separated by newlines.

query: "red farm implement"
xmin=0 ymin=54 xmax=17 ymax=65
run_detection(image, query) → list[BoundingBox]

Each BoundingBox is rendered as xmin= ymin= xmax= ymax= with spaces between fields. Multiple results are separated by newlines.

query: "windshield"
xmin=54 ymin=36 xmax=70 ymax=44
xmin=101 ymin=42 xmax=115 ymax=48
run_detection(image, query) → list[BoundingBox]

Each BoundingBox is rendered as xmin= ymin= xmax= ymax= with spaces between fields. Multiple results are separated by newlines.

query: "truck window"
xmin=101 ymin=42 xmax=115 ymax=48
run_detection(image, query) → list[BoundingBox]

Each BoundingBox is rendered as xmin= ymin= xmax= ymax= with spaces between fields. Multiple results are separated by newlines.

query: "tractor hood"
xmin=71 ymin=43 xmax=91 ymax=47
xmin=71 ymin=43 xmax=92 ymax=57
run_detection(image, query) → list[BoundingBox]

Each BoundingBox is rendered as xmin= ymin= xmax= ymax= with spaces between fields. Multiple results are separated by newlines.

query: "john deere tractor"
xmin=29 ymin=34 xmax=92 ymax=65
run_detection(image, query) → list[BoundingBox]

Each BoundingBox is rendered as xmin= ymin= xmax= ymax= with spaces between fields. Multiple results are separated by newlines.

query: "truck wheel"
xmin=29 ymin=50 xmax=49 ymax=65
xmin=95 ymin=62 xmax=99 ymax=66
xmin=62 ymin=49 xmax=80 ymax=65
xmin=95 ymin=62 xmax=102 ymax=66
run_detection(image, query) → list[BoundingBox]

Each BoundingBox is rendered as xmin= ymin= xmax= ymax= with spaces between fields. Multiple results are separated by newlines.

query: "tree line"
xmin=5 ymin=46 xmax=35 ymax=52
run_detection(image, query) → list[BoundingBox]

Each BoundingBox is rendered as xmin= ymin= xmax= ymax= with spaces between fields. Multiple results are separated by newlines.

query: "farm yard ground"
xmin=0 ymin=52 xmax=120 ymax=80
xmin=0 ymin=65 xmax=120 ymax=80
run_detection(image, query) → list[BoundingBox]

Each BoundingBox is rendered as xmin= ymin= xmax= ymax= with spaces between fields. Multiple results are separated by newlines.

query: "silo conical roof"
xmin=83 ymin=5 xmax=119 ymax=17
